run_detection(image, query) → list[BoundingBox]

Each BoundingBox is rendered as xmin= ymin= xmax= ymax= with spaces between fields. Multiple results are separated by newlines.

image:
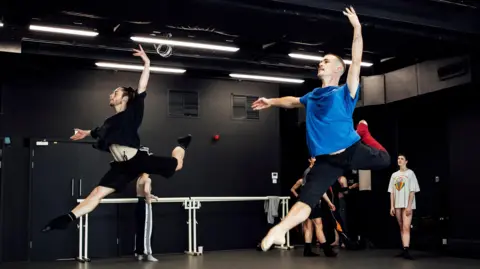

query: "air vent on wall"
xmin=168 ymin=90 xmax=199 ymax=118
xmin=231 ymin=94 xmax=259 ymax=120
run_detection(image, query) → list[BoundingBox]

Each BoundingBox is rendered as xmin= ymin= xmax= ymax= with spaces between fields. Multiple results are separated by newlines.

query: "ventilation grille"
xmin=232 ymin=94 xmax=259 ymax=120
xmin=168 ymin=90 xmax=199 ymax=118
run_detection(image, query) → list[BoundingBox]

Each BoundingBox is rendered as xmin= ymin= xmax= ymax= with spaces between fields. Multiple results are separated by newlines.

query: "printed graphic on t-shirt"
xmin=394 ymin=176 xmax=406 ymax=191
xmin=388 ymin=169 xmax=420 ymax=209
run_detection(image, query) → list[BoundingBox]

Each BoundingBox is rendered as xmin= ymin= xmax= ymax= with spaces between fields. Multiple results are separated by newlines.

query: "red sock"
xmin=356 ymin=122 xmax=386 ymax=152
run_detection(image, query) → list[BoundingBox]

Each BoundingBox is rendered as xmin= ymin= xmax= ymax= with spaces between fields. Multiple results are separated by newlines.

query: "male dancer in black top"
xmin=42 ymin=45 xmax=192 ymax=232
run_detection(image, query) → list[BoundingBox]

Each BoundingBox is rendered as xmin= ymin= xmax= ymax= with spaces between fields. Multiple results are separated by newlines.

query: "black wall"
xmin=353 ymin=83 xmax=480 ymax=257
xmin=278 ymin=62 xmax=480 ymax=256
xmin=0 ymin=53 xmax=284 ymax=261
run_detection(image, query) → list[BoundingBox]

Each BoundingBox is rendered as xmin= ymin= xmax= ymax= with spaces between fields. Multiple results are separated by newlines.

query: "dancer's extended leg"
xmin=351 ymin=120 xmax=391 ymax=170
xmin=261 ymin=161 xmax=343 ymax=251
xmin=356 ymin=120 xmax=386 ymax=151
xmin=42 ymin=185 xmax=115 ymax=232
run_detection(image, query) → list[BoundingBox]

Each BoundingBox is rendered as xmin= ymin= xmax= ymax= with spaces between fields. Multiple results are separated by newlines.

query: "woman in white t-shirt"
xmin=388 ymin=154 xmax=420 ymax=260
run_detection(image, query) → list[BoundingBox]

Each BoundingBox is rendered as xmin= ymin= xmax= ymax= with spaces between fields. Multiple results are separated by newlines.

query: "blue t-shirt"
xmin=300 ymin=84 xmax=360 ymax=156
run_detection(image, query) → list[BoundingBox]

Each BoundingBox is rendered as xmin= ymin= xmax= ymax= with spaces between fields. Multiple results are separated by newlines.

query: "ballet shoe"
xmin=41 ymin=216 xmax=69 ymax=232
xmin=256 ymin=243 xmax=273 ymax=251
xmin=260 ymin=227 xmax=286 ymax=251
xmin=146 ymin=254 xmax=158 ymax=262
xmin=303 ymin=243 xmax=319 ymax=257
xmin=321 ymin=244 xmax=338 ymax=257
xmin=177 ymin=134 xmax=192 ymax=149
xmin=41 ymin=213 xmax=75 ymax=232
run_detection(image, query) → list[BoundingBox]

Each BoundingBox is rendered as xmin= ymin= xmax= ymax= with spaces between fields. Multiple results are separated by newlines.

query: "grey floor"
xmin=2 ymin=248 xmax=479 ymax=269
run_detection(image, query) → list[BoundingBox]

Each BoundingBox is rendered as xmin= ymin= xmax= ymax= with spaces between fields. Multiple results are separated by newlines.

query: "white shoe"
xmin=146 ymin=255 xmax=158 ymax=262
xmin=261 ymin=227 xmax=286 ymax=251
xmin=136 ymin=254 xmax=144 ymax=261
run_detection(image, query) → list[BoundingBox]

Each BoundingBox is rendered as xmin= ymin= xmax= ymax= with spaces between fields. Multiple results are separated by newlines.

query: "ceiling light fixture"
xmin=0 ymin=22 xmax=3 ymax=27
xmin=229 ymin=73 xmax=304 ymax=84
xmin=29 ymin=25 xmax=99 ymax=37
xmin=131 ymin=36 xmax=239 ymax=52
xmin=95 ymin=62 xmax=186 ymax=74
xmin=289 ymin=53 xmax=373 ymax=67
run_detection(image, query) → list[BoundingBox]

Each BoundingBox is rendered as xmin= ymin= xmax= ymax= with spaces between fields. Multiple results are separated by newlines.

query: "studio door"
xmin=30 ymin=141 xmax=82 ymax=261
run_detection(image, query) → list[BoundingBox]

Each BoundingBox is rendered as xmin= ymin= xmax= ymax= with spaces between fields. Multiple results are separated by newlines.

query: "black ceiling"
xmin=1 ymin=0 xmax=479 ymax=79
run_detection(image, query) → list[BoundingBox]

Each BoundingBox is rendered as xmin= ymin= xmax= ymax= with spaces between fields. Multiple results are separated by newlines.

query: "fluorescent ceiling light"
xmin=95 ymin=62 xmax=186 ymax=74
xmin=29 ymin=25 xmax=98 ymax=37
xmin=289 ymin=53 xmax=373 ymax=67
xmin=229 ymin=73 xmax=304 ymax=84
xmin=131 ymin=36 xmax=239 ymax=52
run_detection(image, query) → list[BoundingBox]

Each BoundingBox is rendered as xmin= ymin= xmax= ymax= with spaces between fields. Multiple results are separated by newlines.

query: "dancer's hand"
xmin=146 ymin=194 xmax=159 ymax=204
xmin=405 ymin=207 xmax=412 ymax=217
xmin=133 ymin=45 xmax=150 ymax=65
xmin=251 ymin=97 xmax=272 ymax=110
xmin=349 ymin=183 xmax=359 ymax=189
xmin=328 ymin=202 xmax=336 ymax=211
xmin=390 ymin=207 xmax=395 ymax=216
xmin=343 ymin=6 xmax=361 ymax=28
xmin=70 ymin=129 xmax=89 ymax=141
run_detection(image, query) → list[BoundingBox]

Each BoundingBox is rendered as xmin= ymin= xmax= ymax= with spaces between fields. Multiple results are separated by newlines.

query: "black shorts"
xmin=308 ymin=202 xmax=324 ymax=219
xmin=98 ymin=150 xmax=178 ymax=192
xmin=299 ymin=141 xmax=390 ymax=209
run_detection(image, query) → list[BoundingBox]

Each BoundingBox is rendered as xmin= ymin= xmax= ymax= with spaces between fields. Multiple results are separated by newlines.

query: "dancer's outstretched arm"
xmin=133 ymin=45 xmax=151 ymax=94
xmin=344 ymin=6 xmax=363 ymax=99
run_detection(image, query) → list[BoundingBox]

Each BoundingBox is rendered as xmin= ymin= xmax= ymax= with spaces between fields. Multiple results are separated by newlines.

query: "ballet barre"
xmin=75 ymin=196 xmax=292 ymax=262
xmin=186 ymin=196 xmax=293 ymax=256
xmin=76 ymin=197 xmax=189 ymax=262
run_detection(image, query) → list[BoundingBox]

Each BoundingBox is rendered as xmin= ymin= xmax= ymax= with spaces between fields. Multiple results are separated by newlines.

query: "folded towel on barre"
xmin=264 ymin=197 xmax=280 ymax=224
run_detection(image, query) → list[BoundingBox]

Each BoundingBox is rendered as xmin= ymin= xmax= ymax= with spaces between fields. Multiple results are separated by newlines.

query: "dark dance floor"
xmin=2 ymin=248 xmax=478 ymax=269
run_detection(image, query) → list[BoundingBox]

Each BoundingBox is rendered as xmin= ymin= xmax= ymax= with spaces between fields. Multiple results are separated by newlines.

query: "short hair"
xmin=326 ymin=53 xmax=346 ymax=75
xmin=398 ymin=154 xmax=408 ymax=161
xmin=120 ymin=86 xmax=137 ymax=104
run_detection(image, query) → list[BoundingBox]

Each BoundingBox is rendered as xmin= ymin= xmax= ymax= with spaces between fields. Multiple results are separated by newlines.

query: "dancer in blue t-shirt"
xmin=252 ymin=6 xmax=390 ymax=251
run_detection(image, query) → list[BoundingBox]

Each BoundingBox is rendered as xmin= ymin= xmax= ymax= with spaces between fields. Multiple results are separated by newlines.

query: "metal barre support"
xmin=76 ymin=197 xmax=189 ymax=261
xmin=186 ymin=196 xmax=292 ymax=256
xmin=77 ymin=196 xmax=293 ymax=261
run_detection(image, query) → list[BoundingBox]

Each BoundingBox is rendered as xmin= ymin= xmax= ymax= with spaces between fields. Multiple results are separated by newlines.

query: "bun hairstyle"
xmin=120 ymin=87 xmax=137 ymax=104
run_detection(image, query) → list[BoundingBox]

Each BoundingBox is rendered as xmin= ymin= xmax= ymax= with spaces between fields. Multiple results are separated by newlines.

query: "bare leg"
xmin=72 ymin=186 xmax=115 ymax=217
xmin=261 ymin=201 xmax=311 ymax=250
xmin=401 ymin=209 xmax=414 ymax=259
xmin=395 ymin=208 xmax=403 ymax=244
xmin=401 ymin=209 xmax=413 ymax=248
xmin=303 ymin=219 xmax=319 ymax=256
xmin=42 ymin=186 xmax=114 ymax=232
xmin=395 ymin=208 xmax=403 ymax=254
xmin=313 ymin=218 xmax=337 ymax=257
xmin=332 ymin=230 xmax=339 ymax=246
xmin=304 ymin=219 xmax=313 ymax=243
xmin=394 ymin=208 xmax=412 ymax=259
xmin=172 ymin=147 xmax=185 ymax=171
xmin=174 ymin=134 xmax=192 ymax=171
xmin=313 ymin=218 xmax=327 ymax=244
